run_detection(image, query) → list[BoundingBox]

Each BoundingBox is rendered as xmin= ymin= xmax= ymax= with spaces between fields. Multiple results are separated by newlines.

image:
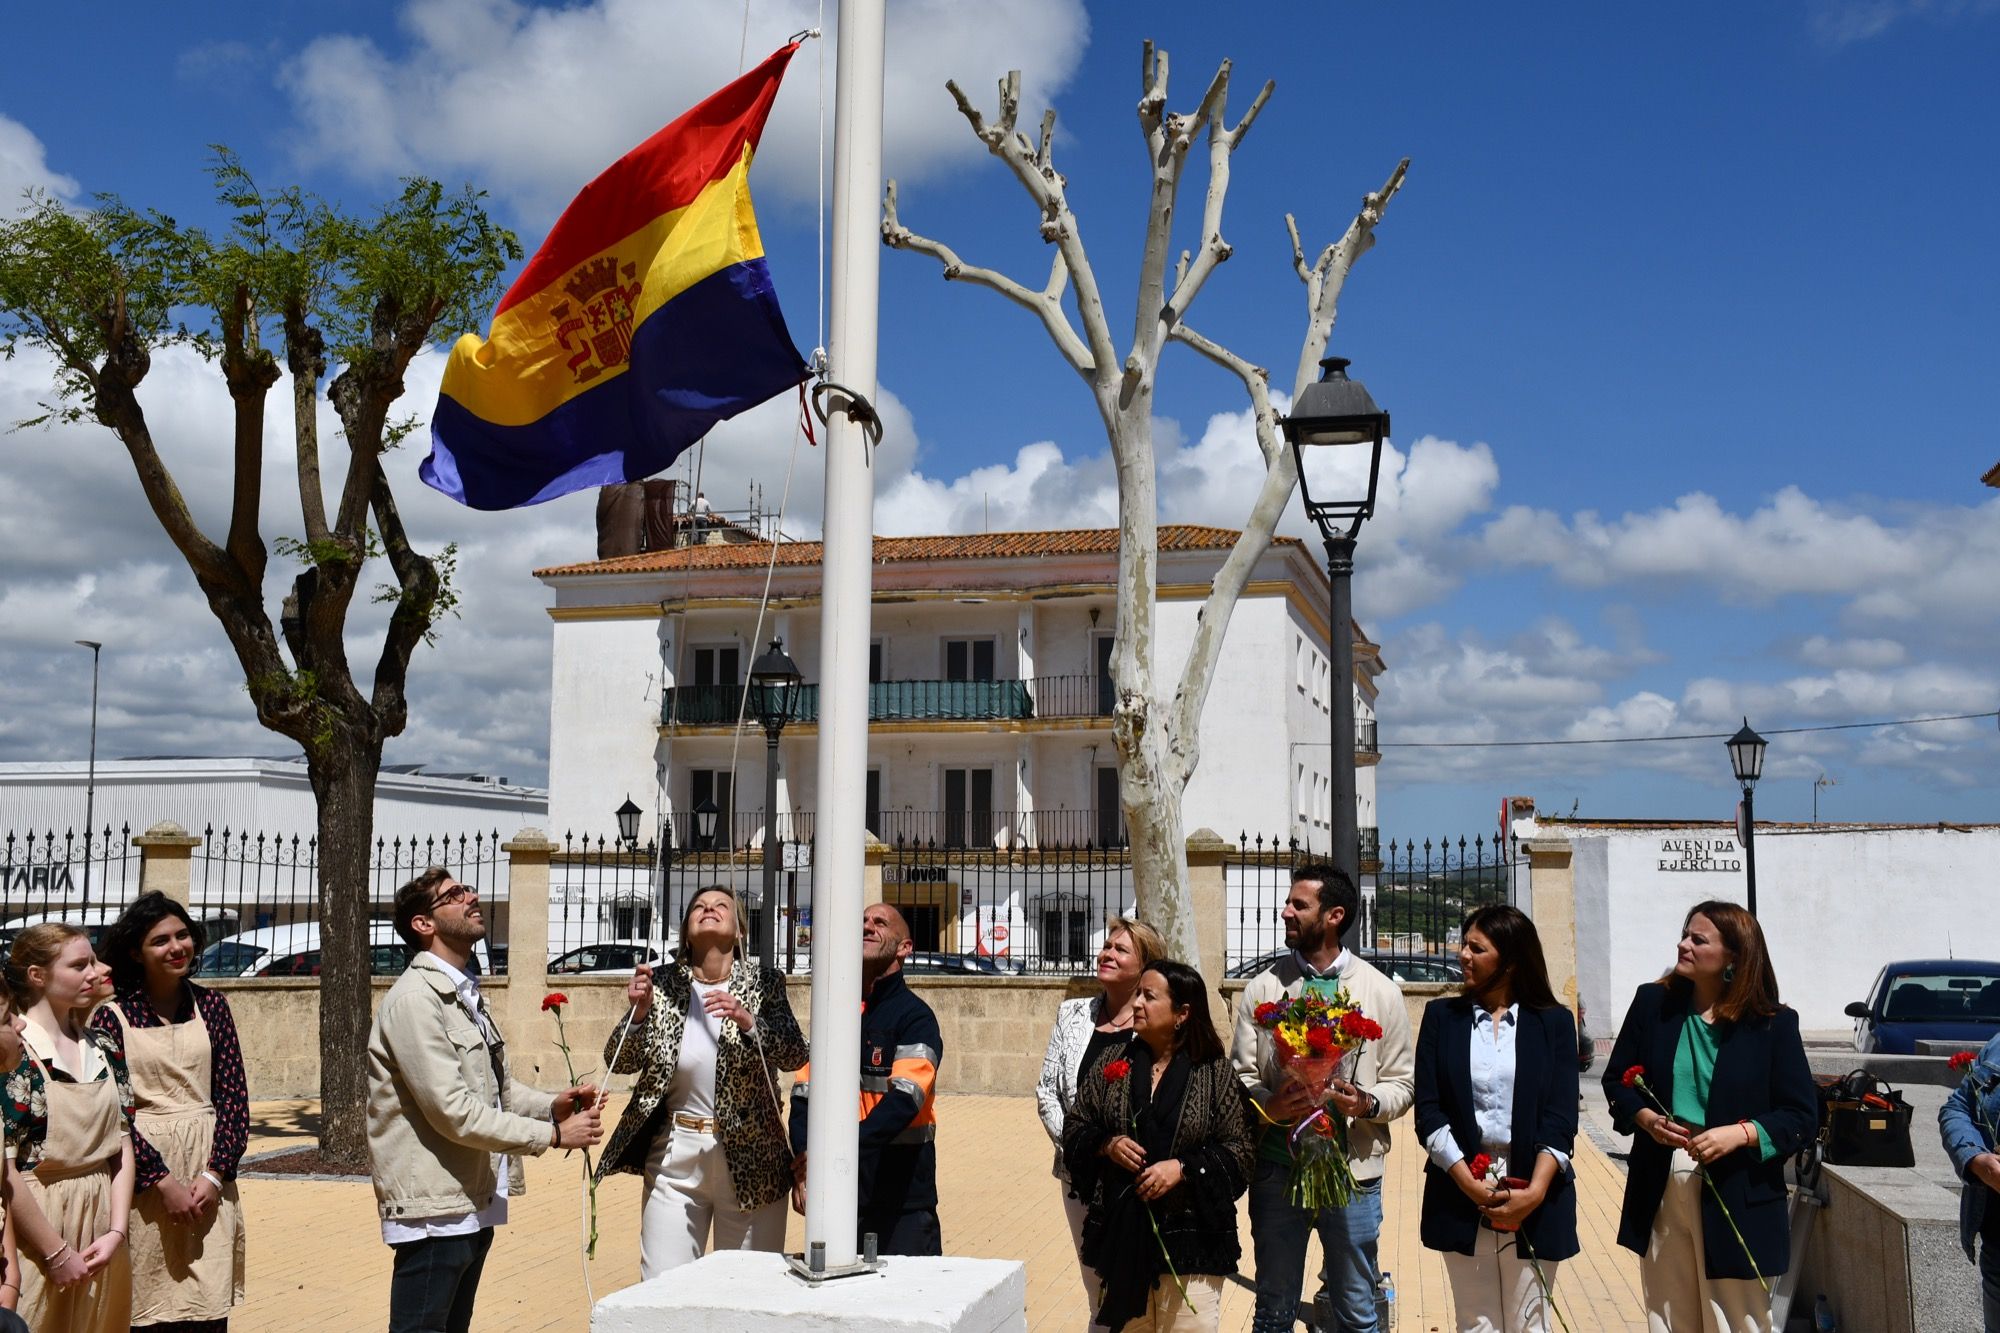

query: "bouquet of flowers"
xmin=1251 ymin=987 xmax=1383 ymax=1209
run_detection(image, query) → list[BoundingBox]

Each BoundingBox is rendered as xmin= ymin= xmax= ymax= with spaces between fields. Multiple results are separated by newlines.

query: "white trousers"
xmin=1640 ymin=1149 xmax=1772 ymax=1333
xmin=1126 ymin=1273 xmax=1223 ymax=1333
xmin=1441 ymin=1226 xmax=1562 ymax=1333
xmin=1059 ymin=1179 xmax=1108 ymax=1330
xmin=639 ymin=1123 xmax=788 ymax=1279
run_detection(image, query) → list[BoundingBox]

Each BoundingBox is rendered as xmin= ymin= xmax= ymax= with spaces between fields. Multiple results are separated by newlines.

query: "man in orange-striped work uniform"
xmin=789 ymin=903 xmax=944 ymax=1255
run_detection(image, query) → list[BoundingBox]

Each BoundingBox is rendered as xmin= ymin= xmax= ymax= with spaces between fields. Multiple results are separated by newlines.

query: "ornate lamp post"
xmin=749 ymin=639 xmax=803 ymax=968
xmin=1280 ymin=357 xmax=1390 ymax=890
xmin=694 ymin=797 xmax=720 ymax=851
xmin=1726 ymin=719 xmax=1768 ymax=917
xmin=614 ymin=796 xmax=642 ymax=850
xmin=74 ymin=639 xmax=102 ymax=910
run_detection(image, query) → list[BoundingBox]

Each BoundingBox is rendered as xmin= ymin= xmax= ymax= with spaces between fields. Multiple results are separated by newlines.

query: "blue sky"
xmin=3 ymin=1 xmax=1997 ymax=839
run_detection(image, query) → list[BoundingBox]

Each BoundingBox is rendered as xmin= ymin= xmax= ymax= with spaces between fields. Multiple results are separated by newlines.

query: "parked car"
xmin=1224 ymin=948 xmax=1463 ymax=984
xmin=548 ymin=940 xmax=662 ymax=976
xmin=900 ymin=950 xmax=1025 ymax=977
xmin=1845 ymin=959 xmax=2000 ymax=1055
xmin=0 ymin=906 xmax=240 ymax=957
xmin=195 ymin=922 xmax=491 ymax=978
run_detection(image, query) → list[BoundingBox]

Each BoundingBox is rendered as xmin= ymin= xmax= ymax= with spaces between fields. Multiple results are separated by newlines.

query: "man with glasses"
xmin=367 ymin=868 xmax=603 ymax=1333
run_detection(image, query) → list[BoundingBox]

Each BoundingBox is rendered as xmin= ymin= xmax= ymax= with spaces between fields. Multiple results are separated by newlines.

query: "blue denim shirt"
xmin=1939 ymin=1033 xmax=2000 ymax=1260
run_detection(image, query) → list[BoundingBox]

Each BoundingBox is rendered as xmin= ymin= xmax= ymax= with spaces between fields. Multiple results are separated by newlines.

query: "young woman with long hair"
xmin=1414 ymin=904 xmax=1580 ymax=1332
xmin=90 ymin=891 xmax=249 ymax=1331
xmin=596 ymin=885 xmax=807 ymax=1278
xmin=1062 ymin=959 xmax=1254 ymax=1333
xmin=1603 ymin=900 xmax=1817 ymax=1333
xmin=2 ymin=923 xmax=136 ymax=1332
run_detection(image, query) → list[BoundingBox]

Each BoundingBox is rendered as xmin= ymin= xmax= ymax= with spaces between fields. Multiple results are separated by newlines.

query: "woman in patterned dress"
xmin=4 ymin=923 xmax=136 ymax=1333
xmin=92 ymin=892 xmax=249 ymax=1332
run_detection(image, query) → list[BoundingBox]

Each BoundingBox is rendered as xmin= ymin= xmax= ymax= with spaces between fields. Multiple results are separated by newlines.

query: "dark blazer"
xmin=1601 ymin=981 xmax=1817 ymax=1279
xmin=1414 ymin=997 xmax=1581 ymax=1261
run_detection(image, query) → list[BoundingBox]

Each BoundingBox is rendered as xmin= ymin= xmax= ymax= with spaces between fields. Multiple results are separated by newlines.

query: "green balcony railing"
xmin=663 ymin=675 xmax=1109 ymax=728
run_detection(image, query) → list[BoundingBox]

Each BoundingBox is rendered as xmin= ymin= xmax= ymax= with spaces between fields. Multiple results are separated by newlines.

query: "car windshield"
xmin=1880 ymin=972 xmax=2000 ymax=1023
xmin=197 ymin=940 xmax=268 ymax=976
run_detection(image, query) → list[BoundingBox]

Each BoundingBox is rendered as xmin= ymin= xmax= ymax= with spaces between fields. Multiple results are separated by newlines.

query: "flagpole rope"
xmin=739 ymin=0 xmax=753 ymax=74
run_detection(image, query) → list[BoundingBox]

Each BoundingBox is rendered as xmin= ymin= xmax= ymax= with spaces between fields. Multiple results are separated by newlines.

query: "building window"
xmin=870 ymin=639 xmax=885 ymax=683
xmin=944 ymin=638 xmax=997 ymax=682
xmin=866 ymin=769 xmax=882 ymax=838
xmin=1095 ymin=766 xmax=1127 ymax=848
xmin=690 ymin=769 xmax=734 ymax=847
xmin=692 ymin=644 xmax=740 ymax=687
xmin=1296 ymin=635 xmax=1307 ymax=692
xmin=1041 ymin=906 xmax=1090 ymax=963
xmin=1297 ymin=763 xmax=1309 ymax=822
xmin=944 ymin=767 xmax=994 ymax=848
xmin=1095 ymin=634 xmax=1116 ymax=716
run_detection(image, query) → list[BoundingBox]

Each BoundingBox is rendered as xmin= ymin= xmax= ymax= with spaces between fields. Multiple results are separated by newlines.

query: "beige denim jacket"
xmin=366 ymin=952 xmax=557 ymax=1221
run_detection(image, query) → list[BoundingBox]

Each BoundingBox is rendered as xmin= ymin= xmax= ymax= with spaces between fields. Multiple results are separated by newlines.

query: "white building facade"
xmin=537 ymin=525 xmax=1383 ymax=859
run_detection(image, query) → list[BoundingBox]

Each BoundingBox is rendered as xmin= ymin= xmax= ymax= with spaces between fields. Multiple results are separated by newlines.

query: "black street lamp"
xmin=1726 ymin=719 xmax=1768 ymax=916
xmin=694 ymin=797 xmax=720 ymax=851
xmin=1281 ymin=357 xmax=1390 ymax=891
xmin=614 ymin=796 xmax=643 ymax=850
xmin=75 ymin=639 xmax=102 ymax=910
xmin=748 ymin=639 xmax=804 ymax=968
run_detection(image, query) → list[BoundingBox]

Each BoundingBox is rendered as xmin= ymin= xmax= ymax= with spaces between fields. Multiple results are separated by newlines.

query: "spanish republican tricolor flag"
xmin=422 ymin=45 xmax=807 ymax=510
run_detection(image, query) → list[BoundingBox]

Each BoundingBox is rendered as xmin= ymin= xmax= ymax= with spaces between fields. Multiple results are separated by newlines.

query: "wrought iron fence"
xmin=186 ymin=828 xmax=507 ymax=977
xmin=663 ymin=674 xmax=1113 ymax=728
xmin=1226 ymin=832 xmax=1520 ymax=980
xmin=875 ymin=808 xmax=1123 ymax=851
xmin=880 ymin=838 xmax=1133 ymax=977
xmin=549 ymin=812 xmax=819 ymax=972
xmin=0 ymin=824 xmax=139 ymax=938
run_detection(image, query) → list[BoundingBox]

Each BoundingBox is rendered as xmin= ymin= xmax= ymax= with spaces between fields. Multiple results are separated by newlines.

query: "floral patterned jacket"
xmin=3 ymin=1027 xmax=137 ymax=1171
xmin=594 ymin=956 xmax=807 ymax=1211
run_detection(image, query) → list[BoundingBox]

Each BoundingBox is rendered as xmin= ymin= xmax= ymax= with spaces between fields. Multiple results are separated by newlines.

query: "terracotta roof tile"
xmin=534 ymin=525 xmax=1304 ymax=578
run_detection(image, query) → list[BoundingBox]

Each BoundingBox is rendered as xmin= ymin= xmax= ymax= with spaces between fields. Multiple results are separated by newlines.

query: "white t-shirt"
xmin=667 ymin=979 xmax=724 ymax=1119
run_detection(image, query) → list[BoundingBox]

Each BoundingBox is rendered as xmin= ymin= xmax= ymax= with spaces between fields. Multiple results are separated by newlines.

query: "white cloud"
xmin=1810 ymin=0 xmax=2000 ymax=45
xmin=0 ymin=113 xmax=78 ymax=213
xmin=1795 ymin=634 xmax=1906 ymax=670
xmin=280 ymin=0 xmax=1091 ymax=221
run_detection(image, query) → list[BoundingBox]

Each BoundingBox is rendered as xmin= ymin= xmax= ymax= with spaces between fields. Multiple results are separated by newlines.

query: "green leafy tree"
xmin=0 ymin=154 xmax=519 ymax=1165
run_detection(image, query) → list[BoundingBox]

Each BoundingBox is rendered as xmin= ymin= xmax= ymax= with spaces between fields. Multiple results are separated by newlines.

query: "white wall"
xmin=1563 ymin=822 xmax=2000 ymax=1034
xmin=548 ymin=616 xmax=665 ymax=835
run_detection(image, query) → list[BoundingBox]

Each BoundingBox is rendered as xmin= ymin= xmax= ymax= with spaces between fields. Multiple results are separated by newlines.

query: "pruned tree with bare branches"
xmin=883 ymin=43 xmax=1406 ymax=962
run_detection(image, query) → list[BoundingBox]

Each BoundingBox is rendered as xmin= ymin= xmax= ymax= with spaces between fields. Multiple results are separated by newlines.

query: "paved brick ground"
xmin=233 ymin=1095 xmax=1645 ymax=1331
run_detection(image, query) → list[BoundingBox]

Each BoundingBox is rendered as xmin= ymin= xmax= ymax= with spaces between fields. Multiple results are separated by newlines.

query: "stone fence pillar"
xmin=1186 ymin=828 xmax=1230 ymax=1034
xmin=1525 ymin=836 xmax=1579 ymax=1013
xmin=132 ymin=821 xmax=202 ymax=904
xmin=497 ymin=828 xmax=554 ymax=1043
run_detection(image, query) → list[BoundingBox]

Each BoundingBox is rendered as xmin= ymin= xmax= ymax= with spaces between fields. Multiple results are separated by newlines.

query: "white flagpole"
xmin=804 ymin=0 xmax=885 ymax=1273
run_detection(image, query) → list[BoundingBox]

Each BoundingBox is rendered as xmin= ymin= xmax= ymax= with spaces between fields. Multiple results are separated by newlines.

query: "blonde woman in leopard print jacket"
xmin=596 ymin=886 xmax=806 ymax=1278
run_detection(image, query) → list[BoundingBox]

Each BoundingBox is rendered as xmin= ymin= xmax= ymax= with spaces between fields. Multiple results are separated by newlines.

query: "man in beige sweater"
xmin=1232 ymin=862 xmax=1415 ymax=1332
xmin=367 ymin=869 xmax=603 ymax=1333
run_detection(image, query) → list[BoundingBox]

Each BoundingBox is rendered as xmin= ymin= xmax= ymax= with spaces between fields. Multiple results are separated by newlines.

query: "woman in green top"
xmin=1603 ymin=900 xmax=1817 ymax=1333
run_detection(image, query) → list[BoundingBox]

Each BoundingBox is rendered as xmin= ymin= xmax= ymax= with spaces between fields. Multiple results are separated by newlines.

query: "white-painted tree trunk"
xmin=883 ymin=44 xmax=1406 ymax=965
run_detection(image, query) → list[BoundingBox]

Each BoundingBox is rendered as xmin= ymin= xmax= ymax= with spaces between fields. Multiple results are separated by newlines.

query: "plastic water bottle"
xmin=1376 ymin=1270 xmax=1396 ymax=1331
xmin=1813 ymin=1294 xmax=1838 ymax=1332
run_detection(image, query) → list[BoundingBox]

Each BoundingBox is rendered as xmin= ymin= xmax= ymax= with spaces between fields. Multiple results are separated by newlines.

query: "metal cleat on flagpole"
xmin=810 ymin=379 xmax=884 ymax=455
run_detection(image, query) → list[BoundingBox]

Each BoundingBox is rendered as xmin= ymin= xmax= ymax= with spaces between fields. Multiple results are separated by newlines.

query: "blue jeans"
xmin=1250 ymin=1157 xmax=1383 ymax=1332
xmin=1983 ymin=1234 xmax=2000 ymax=1333
xmin=389 ymin=1227 xmax=494 ymax=1333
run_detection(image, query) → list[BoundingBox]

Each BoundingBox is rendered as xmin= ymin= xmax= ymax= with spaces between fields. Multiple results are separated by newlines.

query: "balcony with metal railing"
xmin=662 ymin=674 xmax=1113 ymax=729
xmin=1355 ymin=716 xmax=1379 ymax=757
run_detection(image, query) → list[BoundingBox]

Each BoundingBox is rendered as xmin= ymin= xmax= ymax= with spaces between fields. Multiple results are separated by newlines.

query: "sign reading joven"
xmin=1657 ymin=838 xmax=1742 ymax=872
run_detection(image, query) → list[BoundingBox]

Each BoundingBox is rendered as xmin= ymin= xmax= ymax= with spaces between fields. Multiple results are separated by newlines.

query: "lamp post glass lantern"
xmin=1726 ymin=718 xmax=1767 ymax=917
xmin=614 ymin=796 xmax=643 ymax=849
xmin=1280 ymin=357 xmax=1390 ymax=890
xmin=693 ymin=798 xmax=720 ymax=850
xmin=748 ymin=639 xmax=803 ymax=968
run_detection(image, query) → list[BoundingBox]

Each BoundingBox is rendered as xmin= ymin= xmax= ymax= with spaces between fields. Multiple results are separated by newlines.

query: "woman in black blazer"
xmin=1602 ymin=900 xmax=1816 ymax=1333
xmin=1415 ymin=904 xmax=1580 ymax=1333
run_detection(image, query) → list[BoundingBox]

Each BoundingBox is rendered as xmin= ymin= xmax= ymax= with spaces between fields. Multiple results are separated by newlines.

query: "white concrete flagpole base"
xmin=590 ymin=1251 xmax=1026 ymax=1333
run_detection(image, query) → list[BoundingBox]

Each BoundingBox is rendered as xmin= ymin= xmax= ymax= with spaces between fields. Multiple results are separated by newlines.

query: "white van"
xmin=0 ymin=906 xmax=241 ymax=959
xmin=196 ymin=921 xmax=491 ymax=979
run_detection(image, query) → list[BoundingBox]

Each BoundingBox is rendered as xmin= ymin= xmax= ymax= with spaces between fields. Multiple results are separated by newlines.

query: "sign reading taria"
xmin=2 ymin=864 xmax=77 ymax=895
xmin=1657 ymin=838 xmax=1743 ymax=872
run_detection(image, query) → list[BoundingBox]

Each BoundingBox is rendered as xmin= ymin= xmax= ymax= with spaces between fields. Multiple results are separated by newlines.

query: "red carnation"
xmin=1621 ymin=1065 xmax=1645 ymax=1088
xmin=1950 ymin=1051 xmax=1976 ymax=1073
xmin=1467 ymin=1152 xmax=1492 ymax=1181
xmin=1307 ymin=1026 xmax=1336 ymax=1055
xmin=1341 ymin=1012 xmax=1383 ymax=1042
xmin=542 ymin=992 xmax=569 ymax=1011
xmin=1103 ymin=1059 xmax=1131 ymax=1083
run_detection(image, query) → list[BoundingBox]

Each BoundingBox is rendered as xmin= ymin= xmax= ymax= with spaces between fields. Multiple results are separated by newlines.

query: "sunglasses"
xmin=428 ymin=883 xmax=477 ymax=911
